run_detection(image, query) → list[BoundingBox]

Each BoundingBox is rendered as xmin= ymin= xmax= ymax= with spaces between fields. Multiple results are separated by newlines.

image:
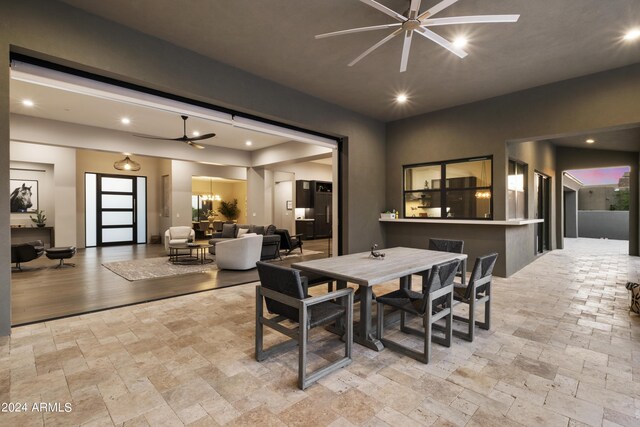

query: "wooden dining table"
xmin=292 ymin=247 xmax=467 ymax=351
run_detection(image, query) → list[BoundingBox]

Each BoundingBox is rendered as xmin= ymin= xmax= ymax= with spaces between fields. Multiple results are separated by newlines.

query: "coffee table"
xmin=168 ymin=243 xmax=214 ymax=265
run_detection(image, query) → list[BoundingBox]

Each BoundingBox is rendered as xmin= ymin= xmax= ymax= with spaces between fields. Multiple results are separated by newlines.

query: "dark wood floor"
xmin=11 ymin=238 xmax=330 ymax=326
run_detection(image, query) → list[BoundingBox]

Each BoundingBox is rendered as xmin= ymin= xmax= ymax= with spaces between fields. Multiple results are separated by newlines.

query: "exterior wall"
xmin=0 ymin=0 xmax=386 ymax=335
xmin=386 ymin=66 xmax=640 ymax=276
xmin=578 ymin=186 xmax=617 ymax=210
xmin=578 ymin=211 xmax=629 ymax=240
xmin=556 ymin=147 xmax=639 ymax=255
xmin=0 ymin=39 xmax=10 ymax=336
xmin=564 ymin=191 xmax=578 ymax=238
xmin=383 ymin=222 xmax=509 ymax=277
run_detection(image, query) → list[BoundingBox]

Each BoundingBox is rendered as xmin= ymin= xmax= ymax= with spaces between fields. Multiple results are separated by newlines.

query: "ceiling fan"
xmin=315 ymin=0 xmax=520 ymax=72
xmin=134 ymin=115 xmax=215 ymax=149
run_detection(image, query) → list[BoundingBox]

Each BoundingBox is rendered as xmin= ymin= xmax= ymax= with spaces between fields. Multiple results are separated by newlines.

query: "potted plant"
xmin=217 ymin=199 xmax=240 ymax=221
xmin=30 ymin=209 xmax=47 ymax=227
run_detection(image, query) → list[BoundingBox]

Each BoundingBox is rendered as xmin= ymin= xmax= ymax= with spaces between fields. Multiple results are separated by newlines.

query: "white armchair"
xmin=215 ymin=234 xmax=263 ymax=270
xmin=164 ymin=226 xmax=196 ymax=254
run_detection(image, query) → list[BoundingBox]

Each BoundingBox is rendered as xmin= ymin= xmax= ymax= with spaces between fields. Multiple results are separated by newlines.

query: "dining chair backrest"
xmin=428 ymin=238 xmax=464 ymax=254
xmin=466 ymin=253 xmax=499 ymax=299
xmin=421 ymin=259 xmax=460 ymax=313
xmin=256 ymin=261 xmax=305 ymax=322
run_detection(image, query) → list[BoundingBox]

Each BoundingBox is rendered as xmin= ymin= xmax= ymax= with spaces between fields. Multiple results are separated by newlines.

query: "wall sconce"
xmin=114 ymin=156 xmax=141 ymax=171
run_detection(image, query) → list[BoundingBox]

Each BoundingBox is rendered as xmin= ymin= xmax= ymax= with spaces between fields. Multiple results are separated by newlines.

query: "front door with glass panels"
xmin=85 ymin=173 xmax=147 ymax=247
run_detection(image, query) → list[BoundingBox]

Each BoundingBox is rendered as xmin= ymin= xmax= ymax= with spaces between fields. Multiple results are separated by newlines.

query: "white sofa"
xmin=164 ymin=226 xmax=196 ymax=254
xmin=215 ymin=234 xmax=263 ymax=270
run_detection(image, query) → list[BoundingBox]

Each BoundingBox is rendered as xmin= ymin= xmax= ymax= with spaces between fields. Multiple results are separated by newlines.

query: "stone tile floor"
xmin=1 ymin=238 xmax=639 ymax=426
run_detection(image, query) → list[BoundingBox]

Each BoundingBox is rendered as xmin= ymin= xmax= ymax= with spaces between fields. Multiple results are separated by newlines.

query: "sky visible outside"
xmin=568 ymin=166 xmax=630 ymax=186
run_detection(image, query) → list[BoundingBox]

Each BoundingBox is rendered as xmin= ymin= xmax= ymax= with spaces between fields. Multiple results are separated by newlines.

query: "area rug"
xmin=280 ymin=249 xmax=322 ymax=260
xmin=102 ymin=250 xmax=323 ymax=282
xmin=102 ymin=257 xmax=216 ymax=281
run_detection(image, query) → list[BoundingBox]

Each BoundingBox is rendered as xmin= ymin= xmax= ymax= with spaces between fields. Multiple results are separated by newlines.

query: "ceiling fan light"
xmin=114 ymin=155 xmax=141 ymax=171
xmin=623 ymin=28 xmax=640 ymax=41
xmin=453 ymin=36 xmax=468 ymax=48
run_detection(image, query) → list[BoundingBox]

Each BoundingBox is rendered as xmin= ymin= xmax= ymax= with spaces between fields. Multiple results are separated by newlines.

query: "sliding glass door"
xmin=85 ymin=173 xmax=147 ymax=247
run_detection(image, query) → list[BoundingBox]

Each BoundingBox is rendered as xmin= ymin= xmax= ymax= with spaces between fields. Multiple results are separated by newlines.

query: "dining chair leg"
xmin=483 ymin=299 xmax=491 ymax=330
xmin=424 ymin=298 xmax=433 ymax=363
xmin=298 ymin=307 xmax=309 ymax=390
xmin=445 ymin=290 xmax=453 ymax=347
xmin=468 ymin=293 xmax=476 ymax=341
xmin=482 ymin=285 xmax=491 ymax=330
xmin=255 ymin=287 xmax=265 ymax=361
xmin=423 ymin=313 xmax=432 ymax=364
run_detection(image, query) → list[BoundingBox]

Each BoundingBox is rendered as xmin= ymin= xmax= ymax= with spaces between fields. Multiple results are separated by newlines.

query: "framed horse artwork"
xmin=10 ymin=179 xmax=38 ymax=213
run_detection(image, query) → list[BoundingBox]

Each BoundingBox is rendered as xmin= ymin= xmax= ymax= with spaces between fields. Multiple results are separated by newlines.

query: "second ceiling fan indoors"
xmin=316 ymin=0 xmax=520 ymax=72
xmin=135 ymin=115 xmax=215 ymax=149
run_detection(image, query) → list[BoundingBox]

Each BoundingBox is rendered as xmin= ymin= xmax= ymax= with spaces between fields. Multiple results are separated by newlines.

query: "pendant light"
xmin=114 ymin=155 xmax=141 ymax=171
xmin=475 ymin=160 xmax=491 ymax=199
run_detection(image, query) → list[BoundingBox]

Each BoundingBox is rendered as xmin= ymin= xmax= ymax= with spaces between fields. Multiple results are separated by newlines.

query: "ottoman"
xmin=46 ymin=246 xmax=77 ymax=268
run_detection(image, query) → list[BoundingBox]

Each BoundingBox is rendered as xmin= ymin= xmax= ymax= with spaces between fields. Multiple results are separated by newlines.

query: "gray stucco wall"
xmin=0 ymin=0 xmax=386 ymax=334
xmin=383 ymin=222 xmax=509 ymax=276
xmin=578 ymin=211 xmax=629 ymax=240
xmin=386 ymin=65 xmax=640 ymax=277
xmin=564 ymin=191 xmax=578 ymax=238
xmin=578 ymin=186 xmax=618 ymax=210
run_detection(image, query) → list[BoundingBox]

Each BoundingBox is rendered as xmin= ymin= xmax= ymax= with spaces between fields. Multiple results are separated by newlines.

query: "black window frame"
xmin=402 ymin=155 xmax=494 ymax=220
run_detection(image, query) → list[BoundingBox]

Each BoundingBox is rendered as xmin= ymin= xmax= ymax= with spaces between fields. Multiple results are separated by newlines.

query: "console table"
xmin=10 ymin=226 xmax=55 ymax=248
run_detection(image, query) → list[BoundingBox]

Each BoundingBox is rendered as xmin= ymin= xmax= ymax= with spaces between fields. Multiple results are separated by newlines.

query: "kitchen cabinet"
xmin=295 ymin=180 xmax=311 ymax=208
xmin=296 ymin=220 xmax=314 ymax=239
xmin=312 ymin=181 xmax=332 ymax=238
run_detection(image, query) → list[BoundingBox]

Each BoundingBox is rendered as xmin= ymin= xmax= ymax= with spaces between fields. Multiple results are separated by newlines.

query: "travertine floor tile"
xmin=2 ymin=238 xmax=640 ymax=426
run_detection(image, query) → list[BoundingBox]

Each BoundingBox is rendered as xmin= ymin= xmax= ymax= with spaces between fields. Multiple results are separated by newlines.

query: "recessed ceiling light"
xmin=396 ymin=94 xmax=408 ymax=103
xmin=245 ymin=140 xmax=253 ymax=146
xmin=453 ymin=37 xmax=468 ymax=48
xmin=22 ymin=99 xmax=34 ymax=107
xmin=121 ymin=117 xmax=131 ymax=125
xmin=623 ymin=28 xmax=640 ymax=41
xmin=586 ymin=138 xmax=595 ymax=144
xmin=192 ymin=131 xmax=200 ymax=137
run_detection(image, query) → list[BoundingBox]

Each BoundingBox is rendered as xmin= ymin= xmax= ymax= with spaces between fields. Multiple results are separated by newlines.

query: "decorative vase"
xmin=36 ymin=223 xmax=45 ymax=228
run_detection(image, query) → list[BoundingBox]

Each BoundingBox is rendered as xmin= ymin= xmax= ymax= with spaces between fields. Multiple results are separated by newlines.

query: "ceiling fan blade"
xmin=189 ymin=132 xmax=216 ymax=141
xmin=408 ymin=0 xmax=422 ymax=19
xmin=400 ymin=31 xmax=413 ymax=72
xmin=358 ymin=0 xmax=407 ymax=22
xmin=133 ymin=134 xmax=175 ymax=141
xmin=348 ymin=28 xmax=404 ymax=67
xmin=315 ymin=23 xmax=402 ymax=39
xmin=422 ymin=14 xmax=520 ymax=27
xmin=415 ymin=26 xmax=468 ymax=58
xmin=187 ymin=141 xmax=205 ymax=149
xmin=418 ymin=0 xmax=459 ymax=21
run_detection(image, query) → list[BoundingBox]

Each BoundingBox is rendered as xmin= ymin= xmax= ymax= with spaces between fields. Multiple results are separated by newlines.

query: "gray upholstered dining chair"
xmin=255 ymin=262 xmax=353 ymax=389
xmin=376 ymin=259 xmax=460 ymax=363
xmin=451 ymin=253 xmax=498 ymax=341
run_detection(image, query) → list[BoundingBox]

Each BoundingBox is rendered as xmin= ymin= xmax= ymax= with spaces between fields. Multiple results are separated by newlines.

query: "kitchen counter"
xmin=379 ymin=218 xmax=543 ymax=226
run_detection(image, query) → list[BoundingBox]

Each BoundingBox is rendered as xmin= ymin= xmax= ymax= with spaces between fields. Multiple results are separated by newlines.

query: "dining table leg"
xmin=355 ymin=285 xmax=384 ymax=351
